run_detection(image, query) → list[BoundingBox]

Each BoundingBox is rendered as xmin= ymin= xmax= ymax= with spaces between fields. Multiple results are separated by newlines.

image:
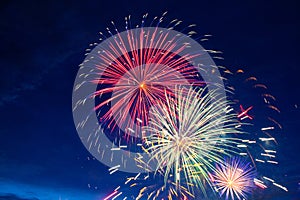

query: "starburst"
xmin=143 ymin=86 xmax=243 ymax=193
xmin=212 ymin=158 xmax=256 ymax=200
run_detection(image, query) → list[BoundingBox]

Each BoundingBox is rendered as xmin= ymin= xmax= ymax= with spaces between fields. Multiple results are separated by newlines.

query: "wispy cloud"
xmin=0 ymin=179 xmax=103 ymax=200
xmin=0 ymin=194 xmax=39 ymax=200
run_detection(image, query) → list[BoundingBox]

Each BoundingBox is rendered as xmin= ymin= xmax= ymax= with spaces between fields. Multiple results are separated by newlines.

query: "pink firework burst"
xmin=212 ymin=158 xmax=256 ymax=200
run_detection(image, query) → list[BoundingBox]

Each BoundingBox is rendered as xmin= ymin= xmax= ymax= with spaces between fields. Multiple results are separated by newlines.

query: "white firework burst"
xmin=143 ymin=86 xmax=244 ymax=194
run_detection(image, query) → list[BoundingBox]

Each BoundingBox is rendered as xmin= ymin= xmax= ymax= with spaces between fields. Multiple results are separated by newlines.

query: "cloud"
xmin=0 ymin=194 xmax=39 ymax=200
xmin=0 ymin=179 xmax=103 ymax=200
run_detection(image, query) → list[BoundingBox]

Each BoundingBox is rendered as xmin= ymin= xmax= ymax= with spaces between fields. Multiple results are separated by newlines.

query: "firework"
xmin=73 ymin=13 xmax=227 ymax=141
xmin=143 ymin=86 xmax=243 ymax=194
xmin=72 ymin=13 xmax=288 ymax=199
xmin=72 ymin=13 xmax=226 ymax=173
xmin=211 ymin=158 xmax=256 ymax=200
xmin=91 ymin=25 xmax=205 ymax=136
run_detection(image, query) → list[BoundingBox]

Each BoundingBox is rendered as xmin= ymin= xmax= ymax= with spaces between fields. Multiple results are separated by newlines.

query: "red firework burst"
xmin=91 ymin=27 xmax=203 ymax=137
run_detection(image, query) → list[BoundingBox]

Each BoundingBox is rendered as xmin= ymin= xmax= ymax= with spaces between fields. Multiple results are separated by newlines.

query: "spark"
xmin=267 ymin=160 xmax=278 ymax=164
xmin=264 ymin=150 xmax=276 ymax=154
xmin=112 ymin=192 xmax=122 ymax=200
xmin=263 ymin=176 xmax=274 ymax=182
xmin=273 ymin=183 xmax=288 ymax=192
xmin=261 ymin=127 xmax=274 ymax=131
xmin=261 ymin=153 xmax=276 ymax=158
xmin=103 ymin=191 xmax=118 ymax=200
xmin=238 ymin=105 xmax=253 ymax=120
xmin=255 ymin=159 xmax=265 ymax=163
xmin=109 ymin=165 xmax=120 ymax=171
xmin=259 ymin=137 xmax=275 ymax=142
xmin=254 ymin=179 xmax=267 ymax=189
xmin=109 ymin=168 xmax=119 ymax=174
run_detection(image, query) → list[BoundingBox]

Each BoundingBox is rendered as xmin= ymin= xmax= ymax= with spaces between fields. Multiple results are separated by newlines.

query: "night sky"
xmin=0 ymin=0 xmax=299 ymax=199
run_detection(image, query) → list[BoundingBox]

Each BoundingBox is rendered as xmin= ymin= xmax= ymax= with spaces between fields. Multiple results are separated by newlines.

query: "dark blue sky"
xmin=0 ymin=0 xmax=299 ymax=199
